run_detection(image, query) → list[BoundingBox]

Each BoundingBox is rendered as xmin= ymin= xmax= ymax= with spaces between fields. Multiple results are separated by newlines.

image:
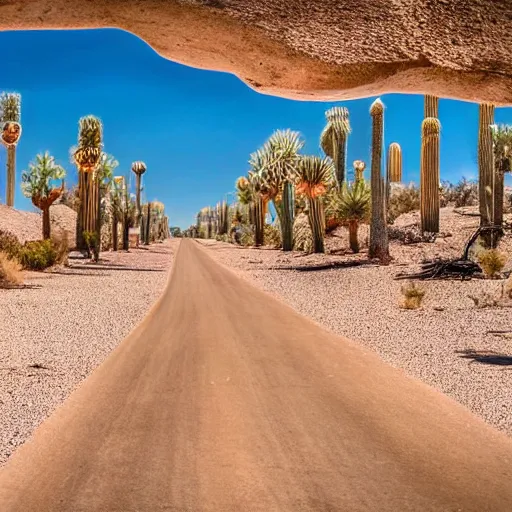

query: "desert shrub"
xmin=293 ymin=213 xmax=313 ymax=253
xmin=264 ymin=224 xmax=282 ymax=249
xmin=18 ymin=239 xmax=58 ymax=270
xmin=239 ymin=230 xmax=255 ymax=247
xmin=0 ymin=251 xmax=24 ymax=287
xmin=478 ymin=249 xmax=507 ymax=278
xmin=388 ymin=224 xmax=437 ymax=244
xmin=51 ymin=231 xmax=70 ymax=266
xmin=0 ymin=229 xmax=22 ymax=259
xmin=215 ymin=233 xmax=230 ymax=243
xmin=441 ymin=177 xmax=478 ymax=208
xmin=388 ymin=184 xmax=420 ymax=224
xmin=468 ymin=292 xmax=499 ymax=308
xmin=400 ymin=282 xmax=425 ymax=309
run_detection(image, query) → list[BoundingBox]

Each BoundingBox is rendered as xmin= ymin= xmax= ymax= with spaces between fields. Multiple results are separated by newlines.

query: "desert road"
xmin=1 ymin=239 xmax=512 ymax=511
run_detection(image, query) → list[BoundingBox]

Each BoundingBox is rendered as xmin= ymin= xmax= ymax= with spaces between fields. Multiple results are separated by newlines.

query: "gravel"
xmin=200 ymin=208 xmax=512 ymax=437
xmin=0 ymin=241 xmax=176 ymax=465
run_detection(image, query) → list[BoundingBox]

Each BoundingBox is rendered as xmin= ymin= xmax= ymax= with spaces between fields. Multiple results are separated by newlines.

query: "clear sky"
xmin=0 ymin=28 xmax=511 ymax=228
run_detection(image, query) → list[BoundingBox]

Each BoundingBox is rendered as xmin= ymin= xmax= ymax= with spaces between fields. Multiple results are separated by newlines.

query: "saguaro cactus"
xmin=424 ymin=95 xmax=439 ymax=118
xmin=74 ymin=115 xmax=103 ymax=251
xmin=420 ymin=118 xmax=441 ymax=233
xmin=0 ymin=92 xmax=22 ymax=207
xmin=386 ymin=142 xmax=402 ymax=202
xmin=368 ymin=99 xmax=390 ymax=262
xmin=478 ymin=103 xmax=496 ymax=247
xmin=387 ymin=143 xmax=402 ymax=183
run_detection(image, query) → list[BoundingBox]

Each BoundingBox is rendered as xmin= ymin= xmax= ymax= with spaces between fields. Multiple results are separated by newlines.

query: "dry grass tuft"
xmin=400 ymin=281 xmax=425 ymax=310
xmin=478 ymin=249 xmax=507 ymax=279
xmin=0 ymin=251 xmax=24 ymax=287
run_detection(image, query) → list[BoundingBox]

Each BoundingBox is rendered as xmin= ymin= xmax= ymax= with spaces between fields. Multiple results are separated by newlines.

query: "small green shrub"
xmin=0 ymin=229 xmax=22 ymax=259
xmin=400 ymin=282 xmax=425 ymax=309
xmin=478 ymin=249 xmax=507 ymax=278
xmin=18 ymin=240 xmax=58 ymax=270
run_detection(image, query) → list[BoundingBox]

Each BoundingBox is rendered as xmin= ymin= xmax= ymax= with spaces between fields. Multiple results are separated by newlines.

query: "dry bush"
xmin=0 ymin=251 xmax=24 ymax=287
xmin=478 ymin=249 xmax=507 ymax=278
xmin=441 ymin=178 xmax=478 ymax=208
xmin=51 ymin=231 xmax=70 ymax=266
xmin=0 ymin=229 xmax=22 ymax=259
xmin=400 ymin=282 xmax=425 ymax=309
xmin=388 ymin=184 xmax=420 ymax=224
xmin=468 ymin=292 xmax=499 ymax=309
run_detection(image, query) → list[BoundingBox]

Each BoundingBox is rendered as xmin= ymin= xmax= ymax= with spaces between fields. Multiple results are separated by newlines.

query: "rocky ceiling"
xmin=1 ymin=0 xmax=511 ymax=104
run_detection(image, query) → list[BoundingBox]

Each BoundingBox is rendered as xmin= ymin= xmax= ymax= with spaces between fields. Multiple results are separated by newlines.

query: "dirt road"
xmin=1 ymin=239 xmax=512 ymax=511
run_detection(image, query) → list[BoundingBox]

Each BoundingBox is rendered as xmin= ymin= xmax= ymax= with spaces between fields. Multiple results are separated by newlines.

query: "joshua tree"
xmin=73 ymin=115 xmax=103 ymax=252
xmin=369 ymin=98 xmax=390 ymax=262
xmin=296 ymin=156 xmax=334 ymax=253
xmin=478 ymin=103 xmax=496 ymax=247
xmin=320 ymin=106 xmax=351 ymax=188
xmin=0 ymin=92 xmax=22 ymax=207
xmin=338 ymin=180 xmax=371 ymax=253
xmin=131 ymin=161 xmax=147 ymax=232
xmin=491 ymin=124 xmax=512 ymax=236
xmin=21 ymin=152 xmax=65 ymax=239
xmin=251 ymin=129 xmax=304 ymax=250
xmin=420 ymin=118 xmax=441 ymax=233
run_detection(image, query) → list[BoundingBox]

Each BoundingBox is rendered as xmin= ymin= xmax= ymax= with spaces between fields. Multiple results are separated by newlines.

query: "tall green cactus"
xmin=386 ymin=142 xmax=402 ymax=202
xmin=387 ymin=143 xmax=402 ymax=183
xmin=478 ymin=103 xmax=496 ymax=247
xmin=424 ymin=95 xmax=439 ymax=118
xmin=368 ymin=99 xmax=390 ymax=262
xmin=0 ymin=92 xmax=22 ymax=207
xmin=420 ymin=118 xmax=441 ymax=233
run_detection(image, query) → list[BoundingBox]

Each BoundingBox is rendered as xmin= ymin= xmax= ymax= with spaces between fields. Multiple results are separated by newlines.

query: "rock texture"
xmin=0 ymin=0 xmax=511 ymax=103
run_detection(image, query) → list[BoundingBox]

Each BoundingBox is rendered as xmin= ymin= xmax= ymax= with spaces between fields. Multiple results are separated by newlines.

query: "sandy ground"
xmin=200 ymin=208 xmax=512 ymax=437
xmin=0 ymin=241 xmax=176 ymax=465
xmin=1 ymin=239 xmax=512 ymax=512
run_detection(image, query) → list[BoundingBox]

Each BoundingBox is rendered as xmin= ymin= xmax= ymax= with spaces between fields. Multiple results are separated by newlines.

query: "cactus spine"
xmin=420 ymin=118 xmax=441 ymax=233
xmin=478 ymin=103 xmax=496 ymax=247
xmin=368 ymin=99 xmax=390 ymax=262
xmin=424 ymin=95 xmax=439 ymax=118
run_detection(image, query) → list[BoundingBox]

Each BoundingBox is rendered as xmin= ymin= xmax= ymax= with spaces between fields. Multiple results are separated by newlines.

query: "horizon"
xmin=0 ymin=28 xmax=511 ymax=229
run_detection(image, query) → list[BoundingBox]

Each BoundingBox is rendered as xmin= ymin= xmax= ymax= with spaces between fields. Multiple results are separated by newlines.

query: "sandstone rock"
xmin=0 ymin=0 xmax=510 ymax=103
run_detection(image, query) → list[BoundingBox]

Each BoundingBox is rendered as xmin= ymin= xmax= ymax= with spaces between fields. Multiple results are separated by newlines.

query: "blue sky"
xmin=0 ymin=28 xmax=511 ymax=228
